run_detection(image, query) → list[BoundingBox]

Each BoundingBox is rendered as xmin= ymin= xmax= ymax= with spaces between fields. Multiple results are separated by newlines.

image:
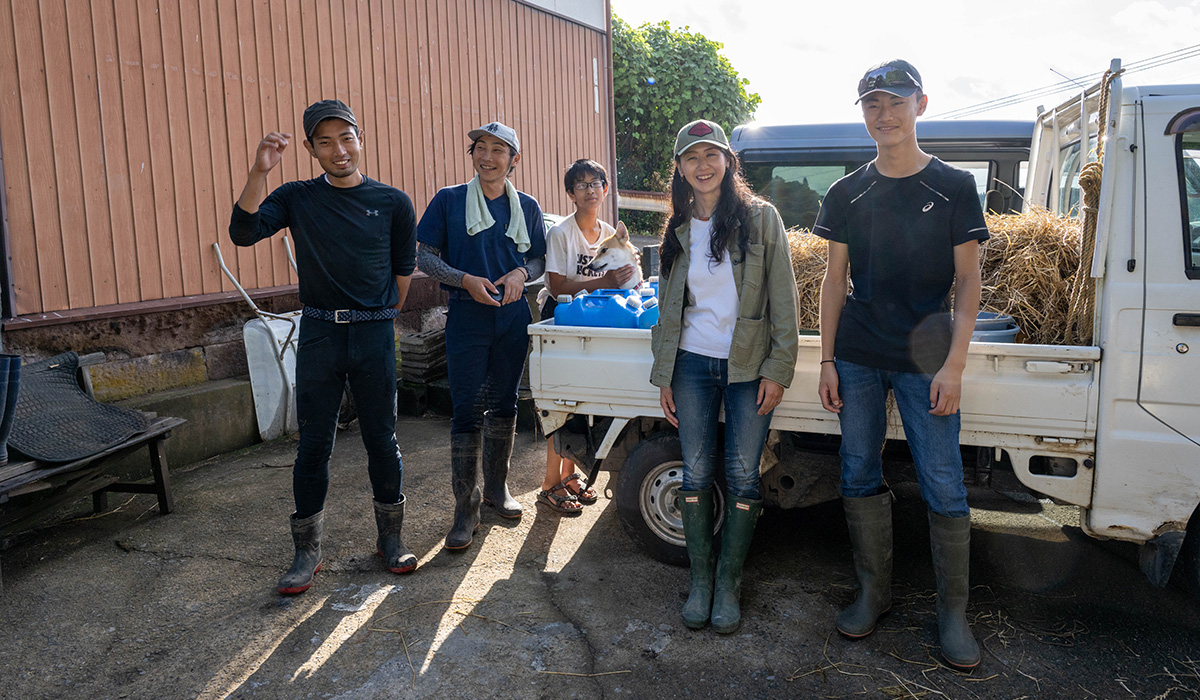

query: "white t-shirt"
xmin=679 ymin=217 xmax=739 ymax=359
xmin=545 ymin=214 xmax=615 ymax=282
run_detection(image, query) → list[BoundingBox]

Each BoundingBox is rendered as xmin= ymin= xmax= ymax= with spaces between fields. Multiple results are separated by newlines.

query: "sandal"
xmin=536 ymin=485 xmax=583 ymax=516
xmin=561 ymin=473 xmax=598 ymax=505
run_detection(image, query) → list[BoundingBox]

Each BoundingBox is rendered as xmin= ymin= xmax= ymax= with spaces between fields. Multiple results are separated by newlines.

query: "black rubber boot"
xmin=710 ymin=496 xmax=762 ymax=634
xmin=278 ymin=511 xmax=323 ymax=595
xmin=929 ymin=510 xmax=981 ymax=671
xmin=446 ymin=432 xmax=482 ymax=550
xmin=836 ymin=492 xmax=893 ymax=638
xmin=374 ymin=496 xmax=417 ymax=574
xmin=680 ymin=489 xmax=715 ymax=629
xmin=481 ymin=413 xmax=522 ymax=519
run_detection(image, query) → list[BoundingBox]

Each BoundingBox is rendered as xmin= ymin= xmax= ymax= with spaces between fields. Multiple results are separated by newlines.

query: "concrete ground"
xmin=1 ymin=415 xmax=1199 ymax=699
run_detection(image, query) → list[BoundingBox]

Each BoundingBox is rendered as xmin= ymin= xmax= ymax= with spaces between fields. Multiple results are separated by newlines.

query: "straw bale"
xmin=786 ymin=207 xmax=1082 ymax=344
xmin=980 ymin=207 xmax=1081 ymax=345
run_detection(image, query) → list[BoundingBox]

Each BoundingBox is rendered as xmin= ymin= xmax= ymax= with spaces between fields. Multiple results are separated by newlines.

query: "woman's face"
xmin=677 ymin=143 xmax=728 ymax=203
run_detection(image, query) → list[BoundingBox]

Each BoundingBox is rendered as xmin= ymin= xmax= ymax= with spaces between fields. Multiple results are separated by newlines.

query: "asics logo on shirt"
xmin=365 ymin=209 xmax=380 ymax=216
xmin=922 ymin=202 xmax=934 ymax=212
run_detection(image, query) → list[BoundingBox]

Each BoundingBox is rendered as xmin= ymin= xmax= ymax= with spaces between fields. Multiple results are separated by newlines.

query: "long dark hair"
xmin=659 ymin=146 xmax=756 ymax=278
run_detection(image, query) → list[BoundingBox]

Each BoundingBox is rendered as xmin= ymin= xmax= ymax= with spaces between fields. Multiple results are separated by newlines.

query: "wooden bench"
xmin=0 ymin=353 xmax=185 ymax=592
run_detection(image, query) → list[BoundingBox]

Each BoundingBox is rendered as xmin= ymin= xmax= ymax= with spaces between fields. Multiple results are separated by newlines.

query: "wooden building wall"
xmin=0 ymin=0 xmax=614 ymax=319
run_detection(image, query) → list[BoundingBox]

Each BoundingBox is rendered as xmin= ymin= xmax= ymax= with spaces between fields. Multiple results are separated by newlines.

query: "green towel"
xmin=465 ymin=175 xmax=530 ymax=253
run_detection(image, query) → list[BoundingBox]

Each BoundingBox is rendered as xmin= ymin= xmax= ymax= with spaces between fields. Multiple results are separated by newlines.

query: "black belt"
xmin=302 ymin=306 xmax=399 ymax=323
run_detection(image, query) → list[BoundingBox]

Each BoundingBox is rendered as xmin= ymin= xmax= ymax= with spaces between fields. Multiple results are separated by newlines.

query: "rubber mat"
xmin=8 ymin=351 xmax=150 ymax=463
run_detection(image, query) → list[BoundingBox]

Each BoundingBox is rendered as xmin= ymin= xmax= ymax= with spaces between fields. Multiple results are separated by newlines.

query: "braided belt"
xmin=302 ymin=306 xmax=400 ymax=323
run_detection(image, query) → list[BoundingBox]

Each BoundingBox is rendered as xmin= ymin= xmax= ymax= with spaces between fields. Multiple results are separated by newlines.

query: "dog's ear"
xmin=616 ymin=220 xmax=629 ymax=242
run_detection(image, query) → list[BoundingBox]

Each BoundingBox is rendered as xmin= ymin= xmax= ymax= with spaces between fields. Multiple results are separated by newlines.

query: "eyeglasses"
xmin=858 ymin=67 xmax=921 ymax=95
xmin=572 ymin=181 xmax=606 ymax=192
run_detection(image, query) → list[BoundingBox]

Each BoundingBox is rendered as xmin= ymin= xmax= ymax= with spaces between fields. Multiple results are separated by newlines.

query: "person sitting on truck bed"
xmin=651 ymin=119 xmax=799 ymax=634
xmin=814 ymin=60 xmax=987 ymax=672
xmin=415 ymin=122 xmax=547 ymax=550
xmin=537 ymin=158 xmax=636 ymax=516
xmin=229 ymin=99 xmax=419 ymax=594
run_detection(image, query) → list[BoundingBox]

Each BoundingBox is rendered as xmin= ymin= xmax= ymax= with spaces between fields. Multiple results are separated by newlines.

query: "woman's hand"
xmin=659 ymin=387 xmax=679 ymax=428
xmin=818 ymin=363 xmax=842 ymax=413
xmin=757 ymin=378 xmax=784 ymax=416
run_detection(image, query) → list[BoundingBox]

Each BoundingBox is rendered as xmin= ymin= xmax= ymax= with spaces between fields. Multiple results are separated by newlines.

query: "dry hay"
xmin=980 ymin=207 xmax=1081 ymax=345
xmin=786 ymin=228 xmax=830 ymax=330
xmin=785 ymin=207 xmax=1082 ymax=344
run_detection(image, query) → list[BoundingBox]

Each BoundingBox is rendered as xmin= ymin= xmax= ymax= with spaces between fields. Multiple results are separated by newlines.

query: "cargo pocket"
xmin=728 ymin=317 xmax=768 ymax=371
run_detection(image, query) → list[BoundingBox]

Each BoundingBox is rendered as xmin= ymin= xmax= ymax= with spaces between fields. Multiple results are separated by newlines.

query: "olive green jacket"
xmin=650 ymin=200 xmax=800 ymax=388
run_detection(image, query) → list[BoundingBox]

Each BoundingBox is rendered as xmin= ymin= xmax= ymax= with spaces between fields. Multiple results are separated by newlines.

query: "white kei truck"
xmin=528 ymin=61 xmax=1200 ymax=596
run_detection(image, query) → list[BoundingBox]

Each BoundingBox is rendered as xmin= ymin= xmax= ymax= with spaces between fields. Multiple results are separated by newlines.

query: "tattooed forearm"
xmin=417 ymin=243 xmax=466 ymax=288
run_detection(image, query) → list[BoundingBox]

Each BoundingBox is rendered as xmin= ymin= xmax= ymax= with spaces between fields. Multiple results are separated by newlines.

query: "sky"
xmin=610 ymin=0 xmax=1200 ymax=125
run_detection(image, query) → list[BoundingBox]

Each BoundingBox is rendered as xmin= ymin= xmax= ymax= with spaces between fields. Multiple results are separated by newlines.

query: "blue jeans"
xmin=445 ymin=298 xmax=531 ymax=434
xmin=293 ymin=317 xmax=402 ymax=518
xmin=834 ymin=359 xmax=969 ymax=517
xmin=671 ymin=350 xmax=772 ymax=499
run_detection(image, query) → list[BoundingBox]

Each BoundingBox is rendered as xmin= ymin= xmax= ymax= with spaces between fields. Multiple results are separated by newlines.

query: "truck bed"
xmin=529 ymin=320 xmax=1102 ymax=505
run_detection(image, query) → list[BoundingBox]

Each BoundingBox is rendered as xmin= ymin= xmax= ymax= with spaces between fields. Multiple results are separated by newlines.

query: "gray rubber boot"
xmin=710 ymin=496 xmax=762 ymax=634
xmin=929 ymin=510 xmax=981 ymax=671
xmin=375 ymin=496 xmax=417 ymax=574
xmin=679 ymin=489 xmax=715 ymax=629
xmin=481 ymin=413 xmax=522 ymax=518
xmin=277 ymin=511 xmax=323 ymax=595
xmin=836 ymin=492 xmax=894 ymax=638
xmin=445 ymin=432 xmax=482 ymax=550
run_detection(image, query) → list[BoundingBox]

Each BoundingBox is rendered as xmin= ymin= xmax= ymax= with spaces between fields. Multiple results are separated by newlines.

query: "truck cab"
xmin=731 ymin=119 xmax=1035 ymax=228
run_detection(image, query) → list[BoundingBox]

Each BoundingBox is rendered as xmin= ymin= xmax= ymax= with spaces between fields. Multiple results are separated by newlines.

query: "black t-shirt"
xmin=229 ymin=176 xmax=418 ymax=311
xmin=813 ymin=158 xmax=988 ymax=373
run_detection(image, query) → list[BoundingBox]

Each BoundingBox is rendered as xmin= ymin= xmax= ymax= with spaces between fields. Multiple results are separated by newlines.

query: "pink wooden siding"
xmin=0 ymin=0 xmax=614 ymax=318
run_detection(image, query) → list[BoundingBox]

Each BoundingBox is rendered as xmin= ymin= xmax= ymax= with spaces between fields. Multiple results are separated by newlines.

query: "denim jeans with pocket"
xmin=292 ymin=316 xmax=402 ymax=517
xmin=671 ymin=349 xmax=773 ymax=499
xmin=834 ymin=358 xmax=968 ymax=517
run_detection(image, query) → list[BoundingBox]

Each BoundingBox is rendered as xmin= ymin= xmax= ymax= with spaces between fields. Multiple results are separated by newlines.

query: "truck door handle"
xmin=1174 ymin=313 xmax=1200 ymax=327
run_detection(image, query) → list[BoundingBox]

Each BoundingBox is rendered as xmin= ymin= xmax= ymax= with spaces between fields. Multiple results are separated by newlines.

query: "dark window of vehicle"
xmin=743 ymin=163 xmax=854 ymax=230
xmin=1179 ymin=131 xmax=1200 ymax=278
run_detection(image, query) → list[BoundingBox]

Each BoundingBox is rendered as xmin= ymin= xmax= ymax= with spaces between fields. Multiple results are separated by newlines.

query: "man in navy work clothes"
xmin=416 ymin=122 xmax=547 ymax=550
xmin=815 ymin=60 xmax=986 ymax=671
xmin=229 ymin=99 xmax=419 ymax=594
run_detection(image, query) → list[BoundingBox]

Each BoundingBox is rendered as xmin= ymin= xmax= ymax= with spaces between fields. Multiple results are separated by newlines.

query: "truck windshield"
xmin=744 ymin=160 xmax=998 ymax=230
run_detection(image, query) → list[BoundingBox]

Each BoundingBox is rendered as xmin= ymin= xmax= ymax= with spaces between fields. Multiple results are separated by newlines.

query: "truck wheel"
xmin=615 ymin=432 xmax=724 ymax=566
xmin=1174 ymin=505 xmax=1200 ymax=598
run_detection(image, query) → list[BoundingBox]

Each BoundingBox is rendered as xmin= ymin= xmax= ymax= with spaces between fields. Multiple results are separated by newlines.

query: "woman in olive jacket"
xmin=650 ymin=119 xmax=799 ymax=634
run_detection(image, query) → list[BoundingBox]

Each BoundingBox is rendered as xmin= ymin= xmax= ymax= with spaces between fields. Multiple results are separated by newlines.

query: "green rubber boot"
xmin=836 ymin=492 xmax=893 ymax=638
xmin=679 ymin=489 xmax=715 ymax=629
xmin=277 ymin=511 xmax=323 ymax=595
xmin=481 ymin=413 xmax=522 ymax=518
xmin=446 ymin=433 xmax=481 ymax=550
xmin=710 ymin=496 xmax=762 ymax=634
xmin=929 ymin=510 xmax=981 ymax=671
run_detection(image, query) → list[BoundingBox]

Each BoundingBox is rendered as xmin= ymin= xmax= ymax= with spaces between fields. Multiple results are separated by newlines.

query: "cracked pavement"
xmin=1 ymin=415 xmax=1199 ymax=699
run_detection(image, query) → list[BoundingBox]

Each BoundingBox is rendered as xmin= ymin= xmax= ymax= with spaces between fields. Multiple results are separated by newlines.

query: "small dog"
xmin=585 ymin=223 xmax=644 ymax=289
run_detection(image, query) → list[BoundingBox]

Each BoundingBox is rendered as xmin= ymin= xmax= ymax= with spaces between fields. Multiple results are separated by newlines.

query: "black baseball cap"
xmin=856 ymin=60 xmax=923 ymax=103
xmin=303 ymin=99 xmax=358 ymax=140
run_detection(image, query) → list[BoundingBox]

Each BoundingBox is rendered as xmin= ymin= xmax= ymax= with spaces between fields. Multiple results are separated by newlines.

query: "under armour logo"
xmin=922 ymin=202 xmax=934 ymax=212
xmin=485 ymin=123 xmax=499 ymax=133
xmin=366 ymin=209 xmax=379 ymax=216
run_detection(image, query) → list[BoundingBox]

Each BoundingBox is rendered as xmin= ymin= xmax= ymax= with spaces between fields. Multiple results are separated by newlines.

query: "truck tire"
xmin=614 ymin=432 xmax=724 ymax=566
xmin=1174 ymin=504 xmax=1200 ymax=598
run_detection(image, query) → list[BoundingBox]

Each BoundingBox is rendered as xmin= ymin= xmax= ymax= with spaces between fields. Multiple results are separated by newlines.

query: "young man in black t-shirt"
xmin=230 ymin=100 xmax=418 ymax=595
xmin=814 ymin=60 xmax=986 ymax=671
